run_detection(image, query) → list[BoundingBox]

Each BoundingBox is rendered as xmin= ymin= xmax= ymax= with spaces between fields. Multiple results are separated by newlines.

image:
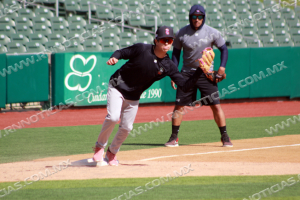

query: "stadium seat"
xmin=6 ymin=42 xmax=27 ymax=53
xmin=178 ymin=21 xmax=189 ymax=28
xmin=129 ymin=15 xmax=146 ymax=27
xmin=291 ymin=29 xmax=300 ymax=37
xmin=3 ymin=0 xmax=19 ymax=7
xmin=247 ymin=39 xmax=262 ymax=47
xmin=234 ymin=0 xmax=247 ymax=6
xmin=79 ymin=1 xmax=97 ymax=12
xmin=262 ymin=38 xmax=279 ymax=47
xmin=210 ymin=21 xmax=224 ymax=29
xmin=136 ymin=38 xmax=152 ymax=44
xmin=50 ymin=17 xmax=69 ymax=27
xmin=206 ymin=7 xmax=221 ymax=15
xmin=175 ymin=7 xmax=189 ymax=15
xmin=236 ymin=7 xmax=250 ymax=15
xmin=127 ymin=0 xmax=140 ymax=11
xmin=102 ymin=40 xmax=119 ymax=52
xmin=102 ymin=32 xmax=120 ymax=42
xmin=145 ymin=10 xmax=163 ymax=27
xmin=45 ymin=41 xmax=65 ymax=52
xmin=29 ymin=33 xmax=48 ymax=43
xmin=136 ymin=31 xmax=154 ymax=41
xmin=190 ymin=0 xmax=205 ymax=5
xmin=15 ymin=25 xmax=32 ymax=34
xmin=242 ymin=30 xmax=259 ymax=38
xmin=10 ymin=33 xmax=29 ymax=43
xmin=0 ymin=44 xmax=8 ymax=53
xmin=119 ymin=40 xmax=134 ymax=48
xmin=119 ymin=32 xmax=137 ymax=42
xmin=224 ymin=13 xmax=238 ymax=24
xmin=208 ymin=14 xmax=223 ymax=22
xmin=160 ymin=9 xmax=176 ymax=18
xmin=83 ymin=41 xmax=102 ymax=52
xmin=258 ymin=30 xmax=274 ymax=41
xmin=292 ymin=36 xmax=300 ymax=46
xmin=14 ymin=16 xmax=33 ymax=26
xmin=175 ymin=1 xmax=191 ymax=10
xmin=0 ymin=34 xmax=11 ymax=45
xmin=272 ymin=21 xmax=289 ymax=31
xmin=51 ymin=24 xmax=69 ymax=35
xmin=64 ymin=0 xmax=80 ymax=12
xmin=263 ymin=0 xmax=276 ymax=7
xmin=47 ymin=33 xmax=66 ymax=43
xmin=96 ymin=7 xmax=114 ymax=20
xmin=84 ymin=34 xmax=102 ymax=44
xmin=33 ymin=24 xmax=52 ymax=34
xmin=277 ymin=37 xmax=294 ymax=46
xmin=26 ymin=42 xmax=45 ymax=53
xmin=68 ymin=16 xmax=87 ymax=26
xmin=34 ymin=8 xmax=55 ymax=18
xmin=159 ymin=1 xmax=176 ymax=11
xmin=161 ymin=15 xmax=178 ymax=26
xmin=229 ymin=37 xmax=247 ymax=48
xmin=257 ymin=21 xmax=273 ymax=32
xmin=243 ymin=22 xmax=259 ymax=32
xmin=17 ymin=8 xmax=35 ymax=18
xmin=288 ymin=19 xmax=300 ymax=28
xmin=65 ymin=41 xmax=85 ymax=52
xmin=32 ymin=16 xmax=51 ymax=27
xmin=69 ymin=24 xmax=85 ymax=33
xmin=0 ymin=2 xmax=4 ymax=8
xmin=0 ymin=17 xmax=15 ymax=26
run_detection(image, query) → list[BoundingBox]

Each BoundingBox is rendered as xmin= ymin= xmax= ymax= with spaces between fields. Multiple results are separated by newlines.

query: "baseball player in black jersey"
xmin=93 ymin=26 xmax=204 ymax=166
xmin=164 ymin=5 xmax=233 ymax=147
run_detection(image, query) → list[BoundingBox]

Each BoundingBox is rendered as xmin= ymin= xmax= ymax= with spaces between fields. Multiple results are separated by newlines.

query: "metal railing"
xmin=87 ymin=2 xmax=157 ymax=34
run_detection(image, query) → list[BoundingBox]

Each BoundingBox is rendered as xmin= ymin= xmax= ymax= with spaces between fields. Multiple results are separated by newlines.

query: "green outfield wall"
xmin=1 ymin=47 xmax=299 ymax=108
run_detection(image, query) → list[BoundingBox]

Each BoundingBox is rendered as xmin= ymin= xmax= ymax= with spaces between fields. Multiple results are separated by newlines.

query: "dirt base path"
xmin=1 ymin=101 xmax=300 ymax=129
xmin=1 ymin=135 xmax=300 ymax=182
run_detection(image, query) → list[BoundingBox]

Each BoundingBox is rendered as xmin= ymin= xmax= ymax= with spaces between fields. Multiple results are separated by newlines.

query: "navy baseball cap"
xmin=155 ymin=26 xmax=174 ymax=39
xmin=193 ymin=9 xmax=205 ymax=15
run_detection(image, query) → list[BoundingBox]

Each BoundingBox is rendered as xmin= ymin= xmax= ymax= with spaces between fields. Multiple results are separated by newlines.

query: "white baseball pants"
xmin=96 ymin=84 xmax=139 ymax=154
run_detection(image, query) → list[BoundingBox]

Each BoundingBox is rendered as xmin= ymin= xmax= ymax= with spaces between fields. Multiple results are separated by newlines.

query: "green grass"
xmin=0 ymin=115 xmax=300 ymax=164
xmin=0 ymin=175 xmax=300 ymax=200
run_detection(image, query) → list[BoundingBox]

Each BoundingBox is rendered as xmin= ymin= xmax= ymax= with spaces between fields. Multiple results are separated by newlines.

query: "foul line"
xmin=139 ymin=144 xmax=300 ymax=161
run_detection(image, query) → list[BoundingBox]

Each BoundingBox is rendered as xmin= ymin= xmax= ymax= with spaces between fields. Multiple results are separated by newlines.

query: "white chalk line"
xmin=139 ymin=144 xmax=300 ymax=161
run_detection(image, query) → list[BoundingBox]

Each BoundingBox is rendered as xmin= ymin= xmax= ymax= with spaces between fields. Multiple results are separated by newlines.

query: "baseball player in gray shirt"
xmin=164 ymin=4 xmax=233 ymax=147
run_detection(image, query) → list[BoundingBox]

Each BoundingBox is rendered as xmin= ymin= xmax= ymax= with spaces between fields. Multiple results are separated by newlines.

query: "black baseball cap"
xmin=155 ymin=26 xmax=174 ymax=39
xmin=193 ymin=9 xmax=205 ymax=15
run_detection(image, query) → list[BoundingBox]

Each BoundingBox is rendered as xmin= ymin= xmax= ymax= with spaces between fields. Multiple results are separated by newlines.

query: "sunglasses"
xmin=192 ymin=15 xmax=204 ymax=20
xmin=159 ymin=38 xmax=174 ymax=44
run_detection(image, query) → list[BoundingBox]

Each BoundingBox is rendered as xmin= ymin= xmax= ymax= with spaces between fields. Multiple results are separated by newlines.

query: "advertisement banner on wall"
xmin=52 ymin=52 xmax=165 ymax=106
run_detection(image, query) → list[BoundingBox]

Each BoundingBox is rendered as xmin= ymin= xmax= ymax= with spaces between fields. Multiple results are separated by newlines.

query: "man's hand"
xmin=171 ymin=80 xmax=177 ymax=90
xmin=217 ymin=66 xmax=225 ymax=76
xmin=107 ymin=57 xmax=118 ymax=65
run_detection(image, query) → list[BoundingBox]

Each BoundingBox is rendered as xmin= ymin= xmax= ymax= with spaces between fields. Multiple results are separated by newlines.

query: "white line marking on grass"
xmin=139 ymin=144 xmax=300 ymax=161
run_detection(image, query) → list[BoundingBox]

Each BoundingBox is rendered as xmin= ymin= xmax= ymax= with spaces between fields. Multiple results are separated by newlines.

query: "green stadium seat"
xmin=0 ymin=34 xmax=11 ymax=45
xmin=145 ymin=10 xmax=163 ymax=27
xmin=190 ymin=0 xmax=205 ymax=5
xmin=178 ymin=14 xmax=189 ymax=22
xmin=10 ymin=33 xmax=29 ymax=43
xmin=28 ymin=33 xmax=48 ymax=43
xmin=68 ymin=16 xmax=86 ymax=26
xmin=15 ymin=25 xmax=32 ymax=34
xmin=119 ymin=40 xmax=134 ymax=48
xmin=129 ymin=15 xmax=146 ymax=27
xmin=276 ymin=36 xmax=294 ymax=46
xmin=135 ymin=38 xmax=152 ymax=44
xmin=159 ymin=1 xmax=176 ymax=11
xmin=105 ymin=25 xmax=121 ymax=35
xmin=292 ymin=35 xmax=300 ymax=46
xmin=112 ymin=0 xmax=128 ymax=17
xmin=242 ymin=29 xmax=259 ymax=38
xmin=207 ymin=0 xmax=220 ymax=7
xmin=263 ymin=0 xmax=276 ymax=7
xmin=247 ymin=39 xmax=262 ymax=48
xmin=221 ymin=0 xmax=233 ymax=6
xmin=262 ymin=38 xmax=279 ymax=47
xmin=249 ymin=0 xmax=262 ymax=6
xmin=234 ymin=0 xmax=247 ymax=6
xmin=0 ymin=25 xmax=16 ymax=35
xmin=51 ymin=24 xmax=69 ymax=35
xmin=222 ymin=7 xmax=235 ymax=15
xmin=119 ymin=32 xmax=137 ymax=42
xmin=257 ymin=21 xmax=273 ymax=32
xmin=236 ymin=4 xmax=250 ymax=12
xmin=33 ymin=24 xmax=52 ymax=34
xmin=0 ymin=17 xmax=15 ymax=26
xmin=136 ymin=31 xmax=154 ymax=41
xmin=5 ymin=8 xmax=19 ymax=19
xmin=229 ymin=37 xmax=247 ymax=48
xmin=175 ymin=1 xmax=191 ymax=10
xmin=93 ymin=0 xmax=111 ymax=7
xmin=47 ymin=33 xmax=66 ymax=43
xmin=6 ymin=42 xmax=27 ymax=53
xmin=17 ymin=8 xmax=35 ymax=18
xmin=79 ymin=1 xmax=97 ymax=12
xmin=85 ymin=24 xmax=98 ymax=31
xmin=208 ymin=14 xmax=223 ymax=22
xmin=102 ymin=40 xmax=119 ymax=52
xmin=0 ymin=2 xmax=4 ymax=9
xmin=288 ymin=19 xmax=300 ymax=28
xmin=236 ymin=6 xmax=250 ymax=15
xmin=3 ymin=0 xmax=19 ymax=7
xmin=178 ymin=21 xmax=189 ymax=28
xmin=65 ymin=41 xmax=85 ymax=52
xmin=84 ymin=41 xmax=102 ymax=52
xmin=243 ymin=22 xmax=258 ymax=32
xmin=69 ymin=24 xmax=85 ymax=33
xmin=210 ymin=21 xmax=225 ymax=29
xmin=291 ymin=28 xmax=300 ymax=37
xmin=221 ymin=3 xmax=234 ymax=12
xmin=26 ymin=42 xmax=45 ymax=53
xmin=83 ymin=34 xmax=102 ymax=43
xmin=14 ymin=16 xmax=33 ymax=26
xmin=295 ymin=7 xmax=300 ymax=15
xmin=64 ymin=0 xmax=80 ymax=12
xmin=32 ymin=16 xmax=51 ymax=27
xmin=206 ymin=7 xmax=221 ymax=15
xmin=160 ymin=9 xmax=176 ymax=18
xmin=50 ymin=17 xmax=69 ymax=26
xmin=96 ymin=7 xmax=114 ymax=20
xmin=175 ymin=7 xmax=189 ymax=15
xmin=45 ymin=41 xmax=65 ymax=52
xmin=272 ymin=21 xmax=289 ymax=31
xmin=41 ymin=0 xmax=57 ymax=5
xmin=34 ymin=8 xmax=54 ymax=18
xmin=270 ymin=11 xmax=281 ymax=21
xmin=162 ymin=15 xmax=178 ymax=25
xmin=224 ymin=13 xmax=238 ymax=24
xmin=102 ymin=32 xmax=120 ymax=43
xmin=258 ymin=30 xmax=274 ymax=41
xmin=0 ymin=44 xmax=8 ymax=53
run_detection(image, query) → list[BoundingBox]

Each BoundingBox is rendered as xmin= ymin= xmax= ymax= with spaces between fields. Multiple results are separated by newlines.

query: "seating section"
xmin=0 ymin=0 xmax=300 ymax=53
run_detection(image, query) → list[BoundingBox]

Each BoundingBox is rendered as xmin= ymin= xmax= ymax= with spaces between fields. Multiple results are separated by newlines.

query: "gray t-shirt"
xmin=173 ymin=24 xmax=225 ymax=71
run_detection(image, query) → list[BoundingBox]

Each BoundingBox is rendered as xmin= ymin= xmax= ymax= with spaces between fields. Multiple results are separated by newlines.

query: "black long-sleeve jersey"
xmin=109 ymin=43 xmax=203 ymax=100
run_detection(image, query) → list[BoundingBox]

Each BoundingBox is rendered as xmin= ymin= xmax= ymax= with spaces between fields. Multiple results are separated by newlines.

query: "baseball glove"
xmin=196 ymin=47 xmax=226 ymax=83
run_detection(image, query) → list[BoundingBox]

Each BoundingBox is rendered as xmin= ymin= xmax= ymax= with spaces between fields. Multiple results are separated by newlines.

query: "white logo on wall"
xmin=64 ymin=55 xmax=97 ymax=92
